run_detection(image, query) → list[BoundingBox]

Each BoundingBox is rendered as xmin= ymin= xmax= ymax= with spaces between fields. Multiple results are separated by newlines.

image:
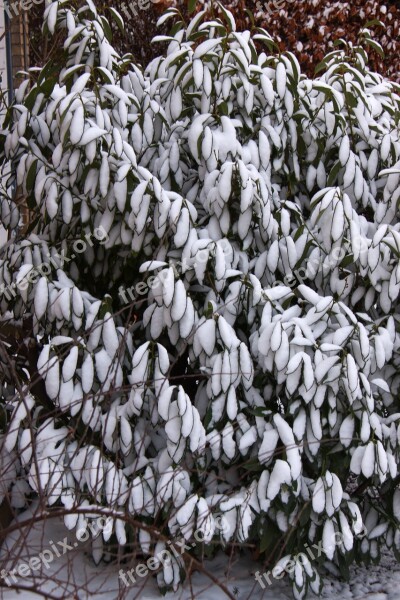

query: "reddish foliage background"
xmin=251 ymin=0 xmax=400 ymax=82
xmin=27 ymin=1 xmax=399 ymax=82
xmin=192 ymin=0 xmax=400 ymax=81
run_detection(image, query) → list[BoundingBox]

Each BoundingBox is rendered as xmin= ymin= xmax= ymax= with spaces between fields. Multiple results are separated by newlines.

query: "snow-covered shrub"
xmin=1 ymin=1 xmax=400 ymax=596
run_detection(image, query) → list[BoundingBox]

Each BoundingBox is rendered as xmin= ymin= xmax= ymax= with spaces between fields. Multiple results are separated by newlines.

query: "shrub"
xmin=1 ymin=2 xmax=400 ymax=597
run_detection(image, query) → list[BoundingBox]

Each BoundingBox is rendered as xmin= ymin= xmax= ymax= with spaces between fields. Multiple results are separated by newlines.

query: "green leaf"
xmin=173 ymin=61 xmax=193 ymax=88
xmin=337 ymin=554 xmax=350 ymax=581
xmin=333 ymin=38 xmax=347 ymax=48
xmin=156 ymin=8 xmax=180 ymax=27
xmin=170 ymin=21 xmax=185 ymax=37
xmin=293 ymin=225 xmax=304 ymax=242
xmin=364 ymin=19 xmax=384 ymax=29
xmin=203 ymin=406 xmax=213 ymax=429
xmin=382 ymin=241 xmax=400 ymax=258
xmin=365 ymin=39 xmax=385 ymax=58
xmin=26 ymin=159 xmax=38 ymax=192
xmin=327 ymin=160 xmax=342 ymax=186
xmin=284 ymin=52 xmax=300 ymax=84
xmin=99 ymin=295 xmax=113 ymax=319
xmin=95 ymin=67 xmax=114 ymax=84
xmin=99 ymin=16 xmax=112 ymax=42
xmin=108 ymin=7 xmax=124 ymax=32
xmin=245 ymin=8 xmax=255 ymax=27
xmin=339 ymin=254 xmax=355 ymax=268
xmin=218 ymin=101 xmax=229 ymax=116
xmin=248 ymin=407 xmax=272 ymax=418
xmin=315 ymin=58 xmax=329 ymax=75
xmin=188 ymin=0 xmax=196 ymax=14
xmin=60 ymin=64 xmax=86 ymax=84
xmin=259 ymin=519 xmax=281 ymax=554
xmin=241 ymin=458 xmax=264 ymax=472
xmin=217 ymin=2 xmax=236 ymax=32
xmin=345 ymin=90 xmax=357 ymax=108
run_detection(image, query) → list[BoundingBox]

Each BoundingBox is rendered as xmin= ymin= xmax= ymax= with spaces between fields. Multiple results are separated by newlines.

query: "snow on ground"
xmin=0 ymin=505 xmax=399 ymax=599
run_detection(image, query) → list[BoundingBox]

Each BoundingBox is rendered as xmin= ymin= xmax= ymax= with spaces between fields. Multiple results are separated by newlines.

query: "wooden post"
xmin=10 ymin=8 xmax=30 ymax=231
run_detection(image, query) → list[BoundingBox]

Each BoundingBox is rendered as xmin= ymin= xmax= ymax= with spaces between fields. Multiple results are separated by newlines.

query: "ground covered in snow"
xmin=1 ymin=506 xmax=400 ymax=600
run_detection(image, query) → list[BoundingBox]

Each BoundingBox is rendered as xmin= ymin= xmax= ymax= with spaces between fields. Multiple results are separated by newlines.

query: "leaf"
xmin=365 ymin=39 xmax=385 ymax=58
xmin=186 ymin=10 xmax=207 ymax=39
xmin=26 ymin=159 xmax=38 ymax=191
xmin=217 ymin=3 xmax=236 ymax=32
xmin=187 ymin=0 xmax=196 ymax=14
xmin=108 ymin=7 xmax=124 ymax=32
xmin=364 ymin=19 xmax=384 ymax=29
xmin=371 ymin=379 xmax=390 ymax=393
xmin=193 ymin=38 xmax=221 ymax=60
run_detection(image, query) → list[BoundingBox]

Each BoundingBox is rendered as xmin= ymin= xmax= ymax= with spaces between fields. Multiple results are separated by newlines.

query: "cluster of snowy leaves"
xmin=1 ymin=0 xmax=400 ymax=597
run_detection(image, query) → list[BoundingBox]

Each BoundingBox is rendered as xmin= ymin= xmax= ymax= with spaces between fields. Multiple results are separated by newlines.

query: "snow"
xmin=239 ymin=343 xmax=253 ymax=384
xmin=275 ymin=62 xmax=286 ymax=99
xmin=323 ymin=519 xmax=336 ymax=560
xmin=102 ymin=312 xmax=120 ymax=357
xmin=196 ymin=318 xmax=216 ymax=357
xmin=78 ymin=127 xmax=107 ymax=147
xmin=165 ymin=410 xmax=182 ymax=445
xmin=81 ymin=352 xmax=94 ymax=393
xmin=361 ymin=442 xmax=375 ymax=478
xmin=95 ymin=349 xmax=112 ymax=384
xmin=171 ymin=280 xmax=187 ymax=322
xmin=218 ymin=315 xmax=240 ymax=349
xmin=7 ymin=527 xmax=392 ymax=600
xmin=62 ymin=346 xmax=79 ymax=382
xmin=331 ymin=474 xmax=343 ymax=510
xmin=221 ymin=423 xmax=235 ymax=459
xmin=181 ymin=403 xmax=194 ymax=438
xmin=238 ymin=426 xmax=257 ymax=451
xmin=34 ymin=277 xmax=49 ymax=319
xmin=267 ymin=460 xmax=291 ymax=501
xmin=312 ymin=477 xmax=325 ymax=514
xmin=2 ymin=6 xmax=400 ymax=600
xmin=258 ymin=428 xmax=279 ymax=463
xmin=5 ymin=395 xmax=35 ymax=453
xmin=70 ymin=105 xmax=84 ymax=145
xmin=44 ymin=355 xmax=60 ymax=400
xmin=339 ymin=415 xmax=355 ymax=448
